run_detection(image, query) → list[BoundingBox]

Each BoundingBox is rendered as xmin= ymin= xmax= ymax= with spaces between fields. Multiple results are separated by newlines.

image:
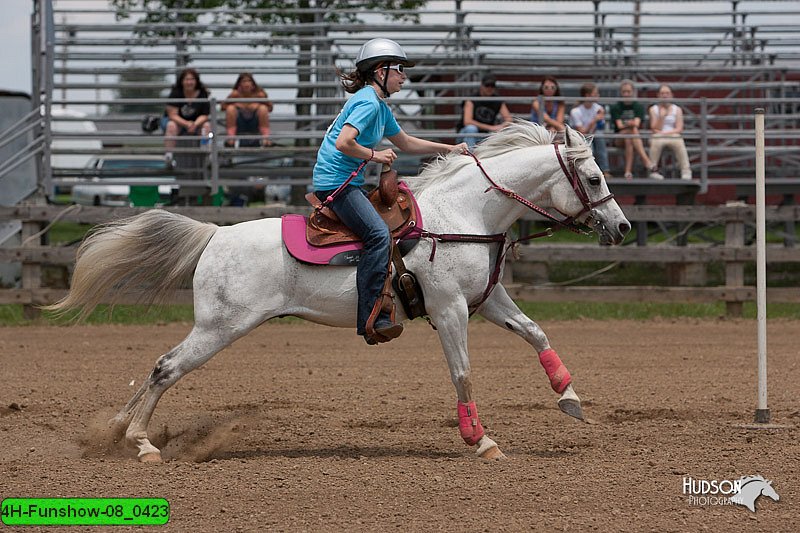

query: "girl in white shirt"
xmin=569 ymin=82 xmax=611 ymax=176
xmin=648 ymin=84 xmax=692 ymax=180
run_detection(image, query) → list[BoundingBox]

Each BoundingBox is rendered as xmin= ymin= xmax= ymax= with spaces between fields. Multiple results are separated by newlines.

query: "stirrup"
xmin=363 ymin=322 xmax=404 ymax=345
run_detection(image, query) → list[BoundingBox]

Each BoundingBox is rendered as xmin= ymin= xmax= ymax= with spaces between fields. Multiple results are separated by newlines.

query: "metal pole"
xmin=30 ymin=0 xmax=44 ymax=193
xmin=592 ymin=1 xmax=600 ymax=66
xmin=41 ymin=0 xmax=55 ymax=198
xmin=699 ymin=98 xmax=708 ymax=194
xmin=60 ymin=16 xmax=66 ymax=108
xmin=754 ymin=108 xmax=769 ymax=424
xmin=209 ymin=98 xmax=219 ymax=196
xmin=175 ymin=0 xmax=189 ymax=68
xmin=632 ymin=0 xmax=640 ymax=55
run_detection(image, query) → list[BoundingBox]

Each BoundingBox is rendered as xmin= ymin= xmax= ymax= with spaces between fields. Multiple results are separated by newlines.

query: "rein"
xmin=316 ymin=159 xmax=370 ymax=210
xmin=466 ymin=150 xmax=584 ymax=235
xmin=413 ymin=143 xmax=614 ymax=314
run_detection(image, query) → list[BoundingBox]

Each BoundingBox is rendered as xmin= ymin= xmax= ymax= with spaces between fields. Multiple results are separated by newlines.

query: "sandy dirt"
xmin=1 ymin=319 xmax=799 ymax=532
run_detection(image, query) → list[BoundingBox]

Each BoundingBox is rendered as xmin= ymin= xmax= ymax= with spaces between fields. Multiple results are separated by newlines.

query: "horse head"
xmin=733 ymin=475 xmax=780 ymax=512
xmin=408 ymin=121 xmax=630 ymax=246
xmin=758 ymin=479 xmax=780 ymax=502
xmin=550 ymin=125 xmax=630 ymax=245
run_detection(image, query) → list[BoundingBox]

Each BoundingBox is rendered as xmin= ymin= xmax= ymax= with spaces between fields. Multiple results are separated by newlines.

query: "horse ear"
xmin=564 ymin=125 xmax=572 ymax=148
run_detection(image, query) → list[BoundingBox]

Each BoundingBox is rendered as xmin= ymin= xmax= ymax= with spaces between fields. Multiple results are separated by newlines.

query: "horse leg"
xmin=114 ymin=325 xmax=239 ymax=462
xmin=477 ymin=284 xmax=584 ymax=421
xmin=108 ymin=380 xmax=149 ymax=436
xmin=430 ymin=301 xmax=506 ymax=460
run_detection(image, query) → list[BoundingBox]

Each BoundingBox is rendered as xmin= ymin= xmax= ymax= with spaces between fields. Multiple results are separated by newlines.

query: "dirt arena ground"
xmin=1 ymin=319 xmax=798 ymax=532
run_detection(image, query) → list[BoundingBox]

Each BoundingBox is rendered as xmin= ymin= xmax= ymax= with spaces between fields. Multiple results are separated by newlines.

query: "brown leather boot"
xmin=363 ymin=314 xmax=403 ymax=345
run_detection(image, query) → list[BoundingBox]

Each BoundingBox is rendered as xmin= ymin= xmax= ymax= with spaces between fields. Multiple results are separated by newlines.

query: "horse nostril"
xmin=619 ymin=222 xmax=631 ymax=235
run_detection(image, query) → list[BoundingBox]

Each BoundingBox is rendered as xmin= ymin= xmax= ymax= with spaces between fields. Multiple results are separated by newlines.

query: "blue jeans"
xmin=318 ymin=185 xmax=392 ymax=335
xmin=591 ymin=134 xmax=610 ymax=173
xmin=160 ymin=115 xmax=188 ymax=136
xmin=457 ymin=125 xmax=481 ymax=149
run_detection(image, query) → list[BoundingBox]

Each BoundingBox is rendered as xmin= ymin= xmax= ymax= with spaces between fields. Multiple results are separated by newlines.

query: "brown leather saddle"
xmin=304 ymin=168 xmax=419 ymax=247
xmin=304 ymin=167 xmax=428 ymax=332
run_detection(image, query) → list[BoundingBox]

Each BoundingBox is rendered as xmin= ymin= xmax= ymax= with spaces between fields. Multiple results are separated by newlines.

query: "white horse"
xmin=48 ymin=122 xmax=630 ymax=462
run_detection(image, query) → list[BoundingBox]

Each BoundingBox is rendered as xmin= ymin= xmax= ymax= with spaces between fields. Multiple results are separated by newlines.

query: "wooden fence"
xmin=2 ymin=203 xmax=799 ymax=317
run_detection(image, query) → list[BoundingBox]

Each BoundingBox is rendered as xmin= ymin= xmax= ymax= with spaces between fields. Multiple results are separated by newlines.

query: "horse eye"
xmin=588 ymin=176 xmax=601 ymax=186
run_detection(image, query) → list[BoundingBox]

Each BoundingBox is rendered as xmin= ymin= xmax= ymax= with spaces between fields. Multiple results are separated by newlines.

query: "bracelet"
xmin=369 ymin=148 xmax=375 ymax=161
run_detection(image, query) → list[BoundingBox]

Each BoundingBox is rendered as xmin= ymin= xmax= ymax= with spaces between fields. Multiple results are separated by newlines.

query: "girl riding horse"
xmin=312 ymin=38 xmax=467 ymax=345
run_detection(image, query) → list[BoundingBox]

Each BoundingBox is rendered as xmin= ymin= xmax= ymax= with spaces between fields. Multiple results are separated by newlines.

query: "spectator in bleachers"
xmin=162 ymin=68 xmax=211 ymax=168
xmin=456 ymin=73 xmax=513 ymax=149
xmin=611 ymin=79 xmax=663 ymax=180
xmin=569 ymin=82 xmax=612 ymax=178
xmin=530 ymin=76 xmax=565 ymax=132
xmin=220 ymin=72 xmax=273 ymax=148
xmin=648 ymin=84 xmax=692 ymax=180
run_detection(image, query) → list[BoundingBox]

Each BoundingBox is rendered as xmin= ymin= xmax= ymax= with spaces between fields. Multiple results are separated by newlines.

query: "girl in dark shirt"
xmin=162 ymin=68 xmax=211 ymax=166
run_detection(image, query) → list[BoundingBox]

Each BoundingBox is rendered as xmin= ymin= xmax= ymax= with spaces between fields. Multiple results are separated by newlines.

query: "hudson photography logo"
xmin=682 ymin=475 xmax=780 ymax=512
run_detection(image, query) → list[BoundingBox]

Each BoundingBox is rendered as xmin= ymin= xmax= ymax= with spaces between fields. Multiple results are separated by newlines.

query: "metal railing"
xmin=3 ymin=0 xmax=799 ymax=204
xmin=17 ymin=94 xmax=797 ymax=201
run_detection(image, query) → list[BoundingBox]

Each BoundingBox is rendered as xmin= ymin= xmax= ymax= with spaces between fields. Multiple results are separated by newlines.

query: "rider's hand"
xmin=373 ymin=148 xmax=397 ymax=165
xmin=451 ymin=142 xmax=470 ymax=154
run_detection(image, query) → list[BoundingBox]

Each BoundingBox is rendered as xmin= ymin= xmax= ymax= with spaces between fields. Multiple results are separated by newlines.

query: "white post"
xmin=754 ymin=108 xmax=770 ymax=424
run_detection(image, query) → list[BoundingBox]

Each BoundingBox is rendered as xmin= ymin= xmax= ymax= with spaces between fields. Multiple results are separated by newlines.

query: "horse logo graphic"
xmin=730 ymin=475 xmax=780 ymax=512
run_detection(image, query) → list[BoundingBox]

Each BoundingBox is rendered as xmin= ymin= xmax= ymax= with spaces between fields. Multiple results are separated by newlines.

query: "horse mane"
xmin=740 ymin=475 xmax=768 ymax=485
xmin=404 ymin=120 xmax=592 ymax=193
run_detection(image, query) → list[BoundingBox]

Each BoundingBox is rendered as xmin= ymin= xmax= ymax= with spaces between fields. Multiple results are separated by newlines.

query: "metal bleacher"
xmin=7 ymin=0 xmax=800 ymax=206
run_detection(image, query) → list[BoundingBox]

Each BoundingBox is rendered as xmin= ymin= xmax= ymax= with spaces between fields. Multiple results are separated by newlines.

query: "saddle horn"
xmin=379 ymin=163 xmax=399 ymax=206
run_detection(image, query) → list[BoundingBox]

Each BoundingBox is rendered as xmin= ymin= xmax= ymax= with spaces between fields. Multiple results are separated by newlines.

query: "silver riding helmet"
xmin=355 ymin=38 xmax=416 ymax=73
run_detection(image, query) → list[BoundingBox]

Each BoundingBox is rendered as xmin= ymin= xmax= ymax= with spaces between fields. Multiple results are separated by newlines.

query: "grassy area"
xmin=530 ymin=260 xmax=800 ymax=288
xmin=514 ymin=301 xmax=800 ymax=320
xmin=518 ymin=220 xmax=799 ymax=246
xmin=3 ymin=301 xmax=799 ymax=327
xmin=0 ymin=304 xmax=195 ymax=326
xmin=5 ymin=218 xmax=793 ymax=327
xmin=516 ymin=221 xmax=800 ymax=287
xmin=48 ymin=221 xmax=92 ymax=245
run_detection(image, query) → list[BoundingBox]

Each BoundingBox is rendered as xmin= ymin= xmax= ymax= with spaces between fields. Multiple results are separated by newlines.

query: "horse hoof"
xmin=475 ymin=436 xmax=507 ymax=460
xmin=138 ymin=452 xmax=162 ymax=463
xmin=479 ymin=445 xmax=507 ymax=460
xmin=558 ymin=398 xmax=585 ymax=421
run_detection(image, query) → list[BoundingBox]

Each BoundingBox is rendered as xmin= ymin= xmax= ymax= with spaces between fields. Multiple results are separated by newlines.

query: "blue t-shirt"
xmin=312 ymin=86 xmax=401 ymax=190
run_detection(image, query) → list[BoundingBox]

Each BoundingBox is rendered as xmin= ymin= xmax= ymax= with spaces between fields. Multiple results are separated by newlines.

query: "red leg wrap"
xmin=457 ymin=400 xmax=485 ymax=446
xmin=538 ymin=348 xmax=572 ymax=394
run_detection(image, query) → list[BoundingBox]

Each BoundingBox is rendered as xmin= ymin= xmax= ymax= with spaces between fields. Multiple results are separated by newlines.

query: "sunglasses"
xmin=386 ymin=64 xmax=406 ymax=73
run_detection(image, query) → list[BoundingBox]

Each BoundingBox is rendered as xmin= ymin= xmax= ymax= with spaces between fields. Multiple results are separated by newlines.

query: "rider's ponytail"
xmin=338 ymin=67 xmax=372 ymax=94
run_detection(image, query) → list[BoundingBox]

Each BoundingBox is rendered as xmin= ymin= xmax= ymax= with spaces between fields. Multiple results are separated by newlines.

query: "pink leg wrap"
xmin=457 ymin=400 xmax=485 ymax=446
xmin=538 ymin=348 xmax=572 ymax=393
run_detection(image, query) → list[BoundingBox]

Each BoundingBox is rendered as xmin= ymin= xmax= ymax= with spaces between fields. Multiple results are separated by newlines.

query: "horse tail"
xmin=43 ymin=209 xmax=218 ymax=320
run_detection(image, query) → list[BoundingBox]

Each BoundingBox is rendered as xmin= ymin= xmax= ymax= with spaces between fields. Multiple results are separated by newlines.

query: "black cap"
xmin=481 ymin=74 xmax=497 ymax=86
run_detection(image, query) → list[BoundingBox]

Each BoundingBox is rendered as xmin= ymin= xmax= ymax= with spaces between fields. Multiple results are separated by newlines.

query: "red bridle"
xmin=466 ymin=142 xmax=615 ymax=235
xmin=411 ymin=142 xmax=616 ymax=314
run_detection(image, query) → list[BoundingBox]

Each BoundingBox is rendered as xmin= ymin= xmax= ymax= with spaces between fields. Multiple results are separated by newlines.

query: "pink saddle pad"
xmin=282 ymin=214 xmax=365 ymax=265
xmin=282 ymin=183 xmax=423 ymax=265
